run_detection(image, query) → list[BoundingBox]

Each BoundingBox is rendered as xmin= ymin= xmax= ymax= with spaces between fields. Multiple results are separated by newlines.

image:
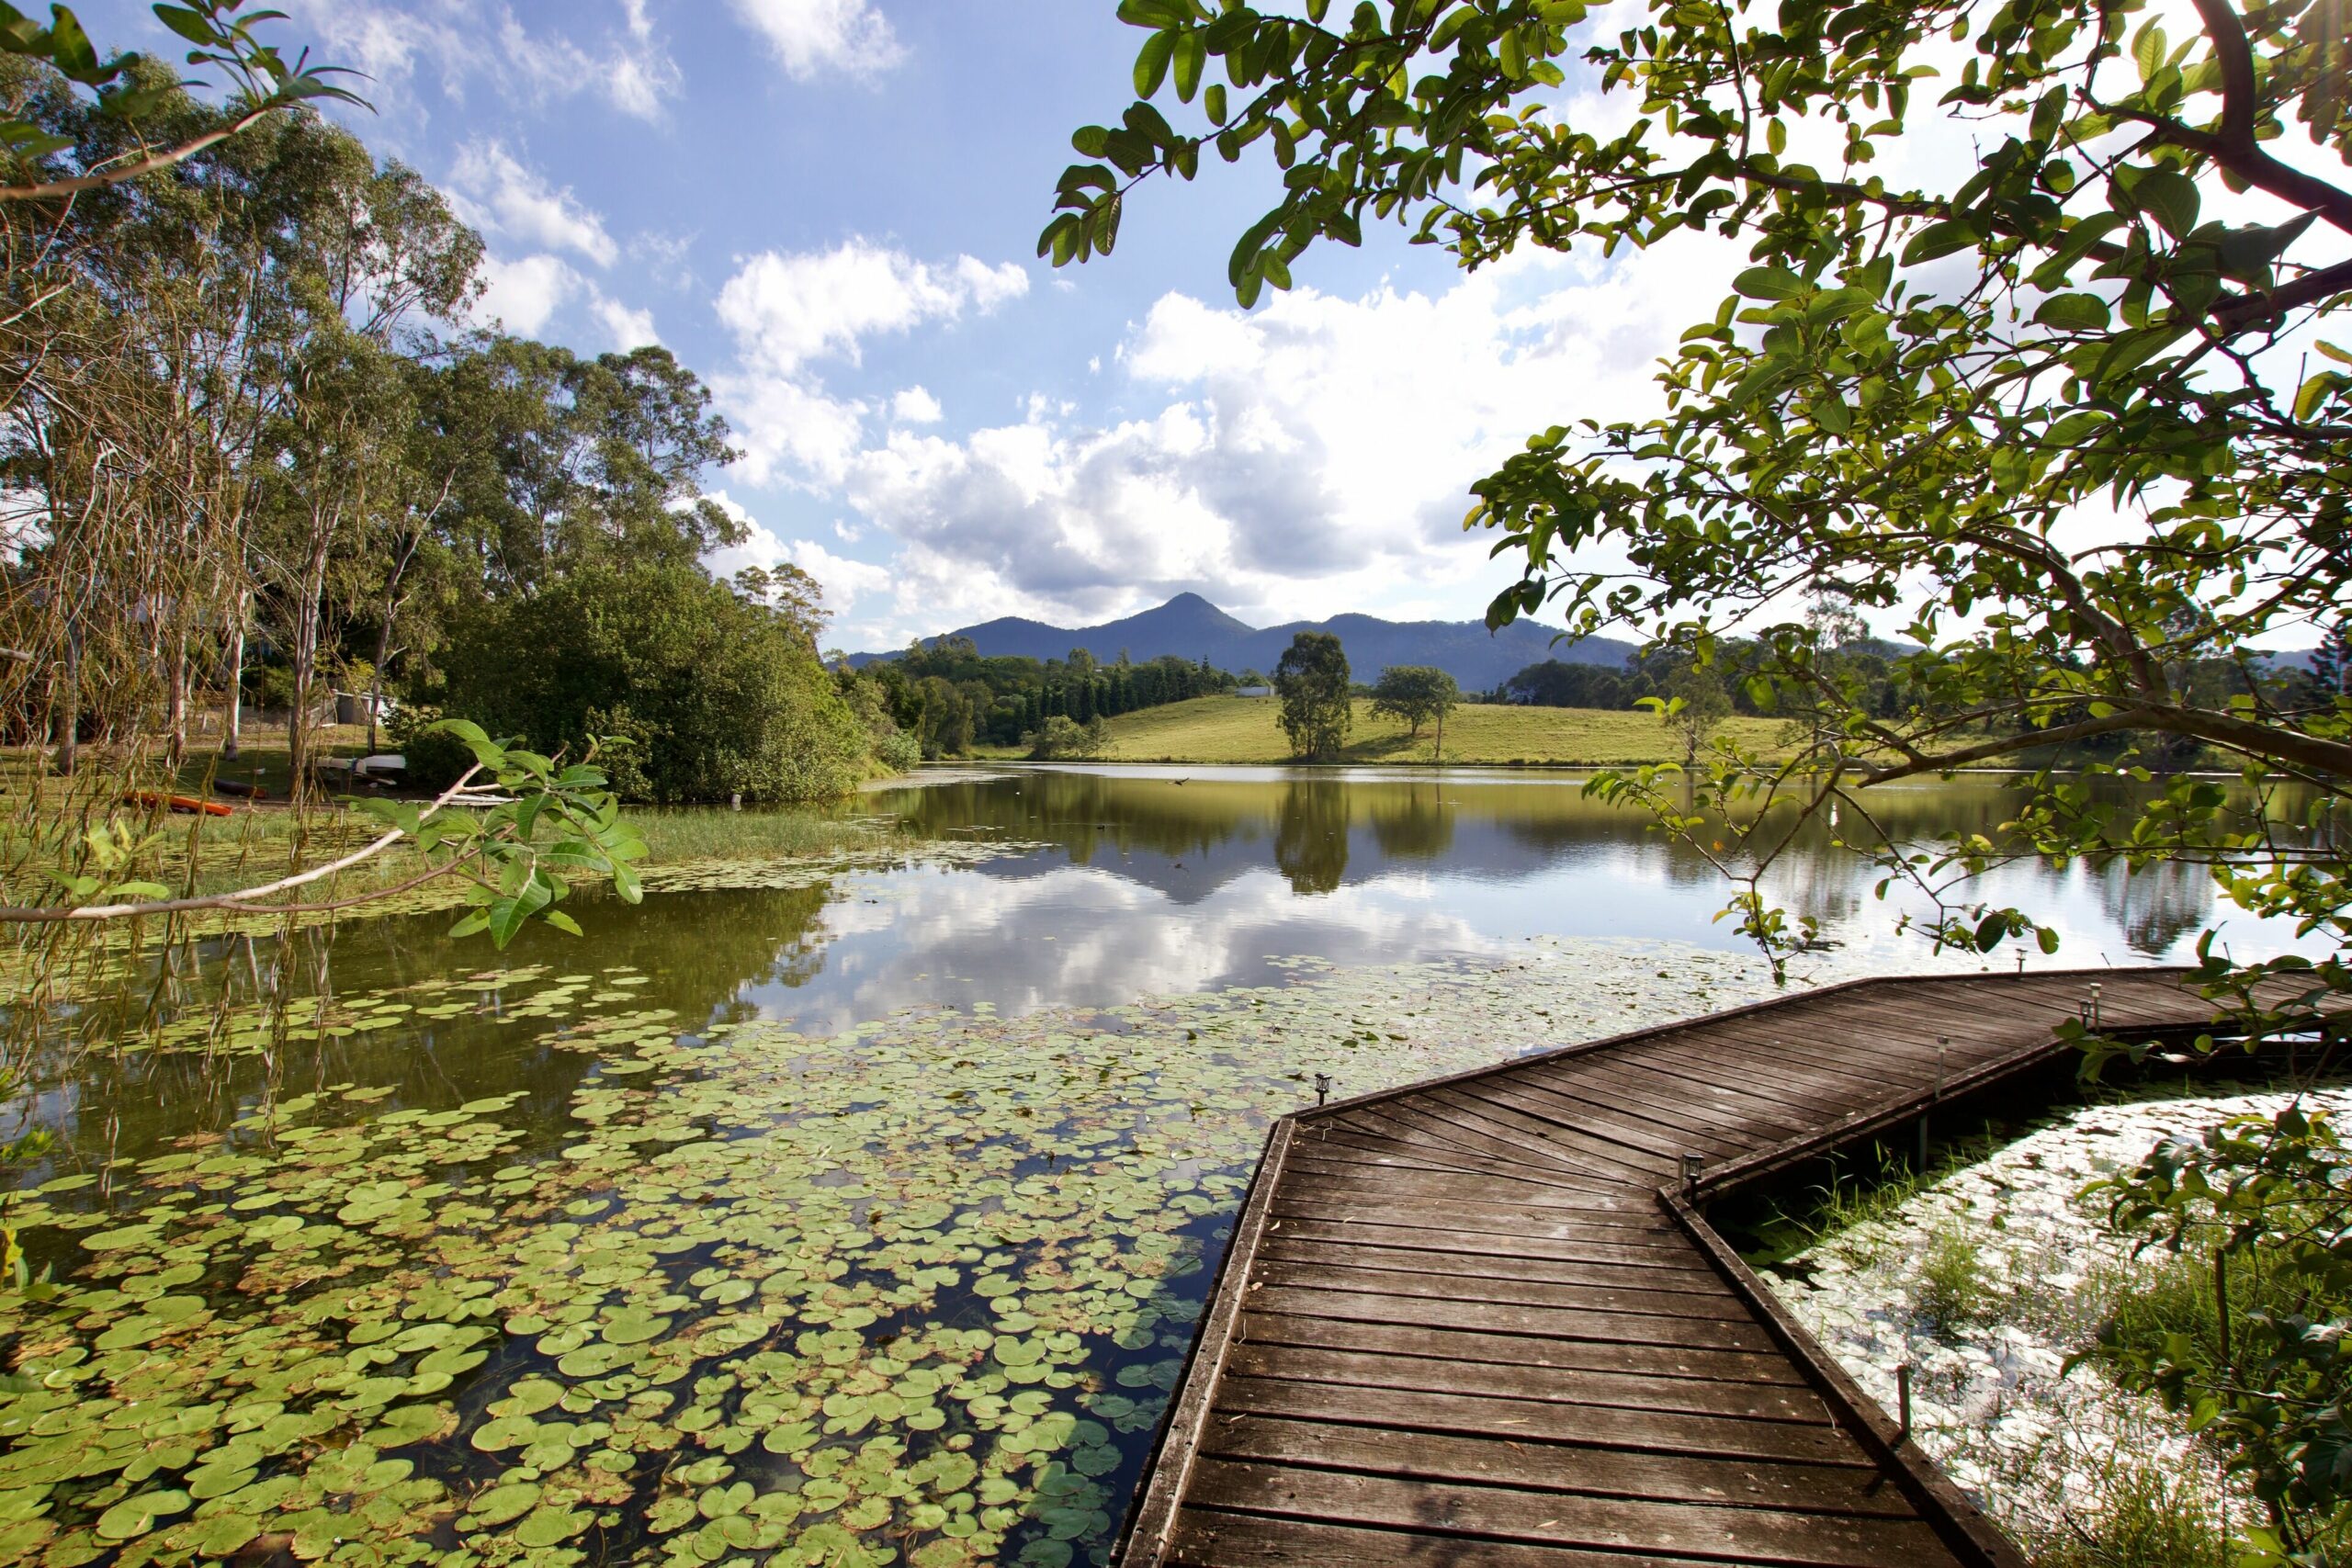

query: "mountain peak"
xmin=853 ymin=593 xmax=1633 ymax=688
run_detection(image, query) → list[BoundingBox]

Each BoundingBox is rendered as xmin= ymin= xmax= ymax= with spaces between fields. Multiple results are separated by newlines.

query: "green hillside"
xmin=978 ymin=696 xmax=1789 ymax=766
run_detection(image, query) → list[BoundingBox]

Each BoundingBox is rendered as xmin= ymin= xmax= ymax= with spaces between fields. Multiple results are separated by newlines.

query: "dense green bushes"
xmin=423 ymin=566 xmax=873 ymax=804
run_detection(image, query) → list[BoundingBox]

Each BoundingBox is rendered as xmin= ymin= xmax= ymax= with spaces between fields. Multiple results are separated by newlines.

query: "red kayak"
xmin=122 ymin=791 xmax=234 ymax=818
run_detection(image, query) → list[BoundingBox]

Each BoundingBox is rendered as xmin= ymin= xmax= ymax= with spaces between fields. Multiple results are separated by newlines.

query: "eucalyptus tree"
xmin=1052 ymin=0 xmax=2352 ymax=1553
xmin=1273 ymin=630 xmax=1351 ymax=759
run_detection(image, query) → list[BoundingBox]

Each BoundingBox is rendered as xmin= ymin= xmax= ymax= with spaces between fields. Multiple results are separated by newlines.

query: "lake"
xmin=0 ymin=766 xmax=2314 ymax=1568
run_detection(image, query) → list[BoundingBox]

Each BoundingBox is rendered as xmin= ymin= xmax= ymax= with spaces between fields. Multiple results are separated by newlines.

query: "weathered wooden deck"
xmin=1118 ymin=967 xmax=2262 ymax=1568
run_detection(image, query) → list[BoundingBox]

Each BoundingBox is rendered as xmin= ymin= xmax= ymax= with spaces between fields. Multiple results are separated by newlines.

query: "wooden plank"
xmin=1339 ymin=1094 xmax=1628 ymax=1179
xmin=1199 ymin=1415 xmax=1914 ymax=1517
xmin=1278 ymin=1168 xmax=1656 ymax=1216
xmin=1506 ymin=1059 xmax=1808 ymax=1146
xmin=1237 ymin=1311 xmax=1805 ymax=1387
xmin=1248 ymin=1257 xmax=1752 ymax=1325
xmin=1242 ymin=1283 xmax=1776 ymax=1353
xmin=1224 ymin=1341 xmax=1832 ymax=1425
xmin=1263 ymin=1199 xmax=1682 ymax=1251
xmin=1208 ymin=1377 xmax=1864 ymax=1467
xmin=1165 ymin=1511 xmax=1734 ymax=1568
xmin=1256 ymin=1231 xmax=1723 ymax=1292
xmin=1414 ymin=1083 xmax=1693 ymax=1179
xmin=1182 ymin=1458 xmax=1956 ymax=1567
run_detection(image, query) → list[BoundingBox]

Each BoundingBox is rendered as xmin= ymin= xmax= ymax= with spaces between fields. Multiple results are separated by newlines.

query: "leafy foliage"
xmin=1273 ymin=630 xmax=1351 ymax=760
xmin=1368 ymin=665 xmax=1457 ymax=739
xmin=0 ymin=1 xmax=360 ymax=186
xmin=356 ymin=719 xmax=648 ymax=950
xmin=434 ymin=566 xmax=871 ymax=807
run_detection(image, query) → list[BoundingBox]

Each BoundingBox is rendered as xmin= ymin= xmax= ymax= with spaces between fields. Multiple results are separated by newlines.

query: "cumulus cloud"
xmin=891 ymin=387 xmax=943 ymax=424
xmin=717 ymin=242 xmax=1026 ymax=375
xmin=710 ymin=241 xmax=1027 ymax=490
xmin=476 ymin=254 xmax=583 ymax=335
xmin=729 ymin=0 xmax=903 ymax=80
xmin=829 ymin=243 xmax=1742 ymax=631
xmin=288 ymin=0 xmax=678 ymax=122
xmin=594 ymin=297 xmax=662 ymax=351
xmin=700 ymin=491 xmax=894 ymax=620
xmin=448 ymin=142 xmax=617 ymax=266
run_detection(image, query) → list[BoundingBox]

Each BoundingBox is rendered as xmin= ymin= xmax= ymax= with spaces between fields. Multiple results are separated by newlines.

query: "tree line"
xmin=0 ymin=40 xmax=896 ymax=805
xmin=845 ymin=637 xmax=1238 ymax=758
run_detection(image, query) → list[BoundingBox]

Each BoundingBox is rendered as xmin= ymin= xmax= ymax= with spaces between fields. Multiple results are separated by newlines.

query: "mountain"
xmin=850 ymin=592 xmax=1633 ymax=693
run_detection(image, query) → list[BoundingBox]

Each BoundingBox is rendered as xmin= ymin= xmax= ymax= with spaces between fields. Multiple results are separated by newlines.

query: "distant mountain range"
xmin=850 ymin=592 xmax=1632 ymax=692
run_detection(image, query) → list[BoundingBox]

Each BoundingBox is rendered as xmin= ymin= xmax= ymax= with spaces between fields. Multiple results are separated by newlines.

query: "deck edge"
xmin=1114 ymin=1117 xmax=1295 ymax=1568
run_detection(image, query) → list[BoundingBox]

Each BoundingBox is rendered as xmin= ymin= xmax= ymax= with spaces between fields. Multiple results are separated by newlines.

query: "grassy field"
xmin=976 ymin=696 xmax=1792 ymax=766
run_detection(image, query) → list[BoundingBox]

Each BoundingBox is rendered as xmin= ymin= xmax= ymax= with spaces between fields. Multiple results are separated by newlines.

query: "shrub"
xmin=433 ymin=565 xmax=870 ymax=805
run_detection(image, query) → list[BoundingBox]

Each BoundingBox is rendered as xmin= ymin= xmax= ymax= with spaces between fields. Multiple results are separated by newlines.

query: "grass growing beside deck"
xmin=974 ymin=694 xmax=1792 ymax=766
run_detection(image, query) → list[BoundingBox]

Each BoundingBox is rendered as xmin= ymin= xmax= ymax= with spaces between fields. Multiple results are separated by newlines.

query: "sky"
xmin=73 ymin=0 xmax=2330 ymax=655
xmin=66 ymin=0 xmax=1773 ymax=654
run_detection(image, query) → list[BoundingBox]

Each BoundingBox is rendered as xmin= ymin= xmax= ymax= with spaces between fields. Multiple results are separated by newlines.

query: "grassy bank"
xmin=974 ymin=695 xmax=1792 ymax=766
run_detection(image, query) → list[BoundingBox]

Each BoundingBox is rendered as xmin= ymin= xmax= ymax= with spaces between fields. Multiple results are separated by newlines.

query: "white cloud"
xmin=594 ymin=296 xmax=662 ymax=351
xmin=712 ymin=373 xmax=868 ymax=490
xmin=700 ymin=492 xmax=894 ymax=618
xmin=729 ymin=0 xmax=903 ymax=80
xmin=288 ymin=1 xmax=678 ymax=122
xmin=448 ymin=142 xmax=617 ymax=266
xmin=475 ymin=254 xmax=583 ymax=335
xmin=830 ymin=243 xmax=1742 ymax=632
xmin=711 ymin=242 xmax=1026 ymax=490
xmin=891 ymin=387 xmax=943 ymax=424
xmin=716 ymin=241 xmax=1026 ymax=375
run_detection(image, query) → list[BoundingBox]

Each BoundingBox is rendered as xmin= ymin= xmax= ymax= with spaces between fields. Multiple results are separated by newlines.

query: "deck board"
xmin=1118 ymin=966 xmax=2275 ymax=1568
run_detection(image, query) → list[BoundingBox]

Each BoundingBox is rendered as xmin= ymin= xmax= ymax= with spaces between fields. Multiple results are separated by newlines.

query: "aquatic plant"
xmin=0 ymin=935 xmax=1774 ymax=1565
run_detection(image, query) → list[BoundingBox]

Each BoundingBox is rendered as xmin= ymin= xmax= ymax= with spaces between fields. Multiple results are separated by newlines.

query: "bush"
xmin=434 ymin=565 xmax=870 ymax=804
xmin=1026 ymin=715 xmax=1104 ymax=760
xmin=387 ymin=706 xmax=479 ymax=794
xmin=873 ymin=728 xmax=922 ymax=773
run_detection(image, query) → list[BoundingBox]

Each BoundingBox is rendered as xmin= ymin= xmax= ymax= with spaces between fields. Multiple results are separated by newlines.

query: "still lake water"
xmin=0 ymin=766 xmax=2316 ymax=1568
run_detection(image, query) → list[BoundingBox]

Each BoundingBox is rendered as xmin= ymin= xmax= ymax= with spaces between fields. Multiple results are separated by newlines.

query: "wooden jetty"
xmin=1118 ymin=967 xmax=2267 ymax=1568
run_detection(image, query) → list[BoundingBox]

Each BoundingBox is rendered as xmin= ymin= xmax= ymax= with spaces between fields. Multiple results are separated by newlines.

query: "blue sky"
xmin=75 ymin=0 xmax=1736 ymax=652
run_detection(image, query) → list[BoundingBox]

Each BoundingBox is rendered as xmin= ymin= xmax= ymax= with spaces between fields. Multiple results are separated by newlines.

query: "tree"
xmin=1370 ymin=665 xmax=1457 ymax=739
xmin=1054 ymin=3 xmax=2352 ymax=1555
xmin=1273 ymin=630 xmax=1350 ymax=760
xmin=1502 ymin=660 xmax=1628 ymax=710
xmin=0 ymin=2 xmax=362 ymax=203
xmin=1657 ymin=662 xmax=1734 ymax=770
xmin=432 ymin=563 xmax=868 ymax=805
xmin=1026 ymin=714 xmax=1106 ymax=760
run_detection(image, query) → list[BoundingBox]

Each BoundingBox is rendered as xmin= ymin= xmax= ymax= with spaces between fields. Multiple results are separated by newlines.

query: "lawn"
xmin=991 ymin=696 xmax=1792 ymax=766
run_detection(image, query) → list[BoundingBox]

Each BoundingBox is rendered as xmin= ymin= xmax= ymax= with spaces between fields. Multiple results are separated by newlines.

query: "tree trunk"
xmin=165 ymin=617 xmax=188 ymax=767
xmin=54 ymin=623 xmax=80 ymax=777
xmin=287 ymin=525 xmax=333 ymax=805
xmin=221 ymin=593 xmax=245 ymax=761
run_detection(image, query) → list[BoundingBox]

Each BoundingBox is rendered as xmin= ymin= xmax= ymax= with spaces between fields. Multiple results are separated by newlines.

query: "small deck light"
xmin=1680 ymin=1152 xmax=1704 ymax=1199
xmin=1313 ymin=1073 xmax=1331 ymax=1107
xmin=1896 ymin=1362 xmax=1914 ymax=1443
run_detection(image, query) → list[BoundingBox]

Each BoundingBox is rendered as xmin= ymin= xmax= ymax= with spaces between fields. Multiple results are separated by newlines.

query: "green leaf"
xmin=1733 ymin=265 xmax=1804 ymax=301
xmin=543 ymin=909 xmax=583 ymax=938
xmin=45 ymin=8 xmax=103 ymax=82
xmin=1172 ymin=30 xmax=1204 ymax=101
xmin=1133 ymin=29 xmax=1173 ymax=97
xmin=151 ymin=6 xmax=219 ymax=47
xmin=2033 ymin=291 xmax=2112 ymax=332
xmin=2120 ymin=165 xmax=2199 ymax=239
xmin=1901 ymin=219 xmax=1978 ymax=265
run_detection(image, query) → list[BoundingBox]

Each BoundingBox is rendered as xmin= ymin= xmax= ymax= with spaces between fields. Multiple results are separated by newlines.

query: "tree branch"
xmin=0 ymin=762 xmax=482 ymax=923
